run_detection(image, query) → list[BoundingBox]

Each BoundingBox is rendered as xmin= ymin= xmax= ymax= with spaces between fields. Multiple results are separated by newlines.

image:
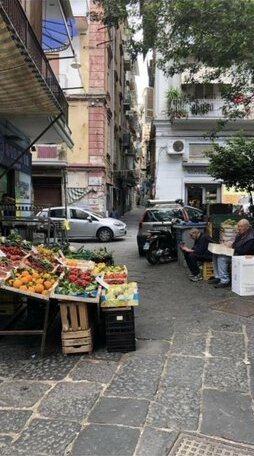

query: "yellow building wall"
xmin=68 ymin=101 xmax=89 ymax=163
xmin=222 ymin=185 xmax=248 ymax=205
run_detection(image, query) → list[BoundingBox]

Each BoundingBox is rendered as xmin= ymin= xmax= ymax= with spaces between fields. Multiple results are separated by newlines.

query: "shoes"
xmin=207 ymin=278 xmax=220 ymax=284
xmin=214 ymin=282 xmax=230 ymax=288
xmin=190 ymin=274 xmax=202 ymax=282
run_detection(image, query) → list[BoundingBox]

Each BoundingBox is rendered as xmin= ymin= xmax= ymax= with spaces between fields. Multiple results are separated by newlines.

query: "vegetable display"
xmin=0 ymin=245 xmax=26 ymax=261
xmin=23 ymin=254 xmax=55 ymax=273
xmin=103 ymin=265 xmax=127 ymax=284
xmin=101 ymin=282 xmax=139 ymax=308
xmin=55 ymin=268 xmax=99 ymax=297
xmin=65 ymin=246 xmax=114 ymax=264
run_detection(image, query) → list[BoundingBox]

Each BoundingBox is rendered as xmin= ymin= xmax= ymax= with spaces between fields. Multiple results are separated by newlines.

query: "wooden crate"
xmin=59 ymin=300 xmax=90 ymax=331
xmin=202 ymin=261 xmax=214 ymax=280
xmin=61 ymin=329 xmax=92 ymax=354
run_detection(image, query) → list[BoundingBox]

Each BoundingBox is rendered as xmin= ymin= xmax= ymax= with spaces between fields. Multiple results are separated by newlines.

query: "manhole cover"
xmin=209 ymin=298 xmax=254 ymax=317
xmin=168 ymin=434 xmax=254 ymax=456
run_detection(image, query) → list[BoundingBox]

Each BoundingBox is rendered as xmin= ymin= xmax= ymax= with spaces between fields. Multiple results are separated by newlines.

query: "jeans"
xmin=184 ymin=252 xmax=207 ymax=276
xmin=213 ymin=254 xmax=231 ymax=284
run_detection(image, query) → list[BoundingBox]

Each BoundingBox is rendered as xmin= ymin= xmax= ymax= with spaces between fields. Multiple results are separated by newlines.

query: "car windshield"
xmin=146 ymin=208 xmax=183 ymax=222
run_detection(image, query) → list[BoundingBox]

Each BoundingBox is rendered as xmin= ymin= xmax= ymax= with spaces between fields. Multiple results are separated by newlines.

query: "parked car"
xmin=137 ymin=203 xmax=203 ymax=255
xmin=37 ymin=207 xmax=127 ymax=241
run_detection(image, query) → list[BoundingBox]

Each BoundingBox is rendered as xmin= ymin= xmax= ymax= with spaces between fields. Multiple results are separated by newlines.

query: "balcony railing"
xmin=0 ymin=0 xmax=68 ymax=119
xmin=186 ymin=98 xmax=224 ymax=118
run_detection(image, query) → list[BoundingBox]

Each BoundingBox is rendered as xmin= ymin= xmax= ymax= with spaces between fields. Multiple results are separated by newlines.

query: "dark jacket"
xmin=193 ymin=233 xmax=213 ymax=260
xmin=232 ymin=229 xmax=254 ymax=255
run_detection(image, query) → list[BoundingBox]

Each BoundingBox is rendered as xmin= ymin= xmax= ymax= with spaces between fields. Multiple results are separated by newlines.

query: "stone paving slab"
xmin=88 ymin=349 xmax=123 ymax=362
xmin=134 ymin=339 xmax=171 ymax=356
xmin=162 ymin=356 xmax=204 ymax=389
xmin=14 ymin=354 xmax=79 ymax=381
xmin=70 ymin=424 xmax=140 ymax=456
xmin=0 ymin=381 xmax=51 ymax=408
xmin=0 ymin=360 xmax=28 ymax=380
xmin=38 ymin=381 xmax=102 ymax=422
xmin=0 ymin=436 xmax=13 ymax=456
xmin=204 ymin=358 xmax=249 ymax=392
xmin=105 ymin=354 xmax=165 ymax=399
xmin=147 ymin=386 xmax=201 ymax=431
xmin=135 ymin=426 xmax=178 ymax=456
xmin=69 ymin=359 xmax=118 ymax=383
xmin=3 ymin=418 xmax=80 ymax=456
xmin=201 ymin=389 xmax=254 ymax=444
xmin=170 ymin=332 xmax=207 ymax=357
xmin=88 ymin=396 xmax=149 ymax=427
xmin=0 ymin=410 xmax=32 ymax=433
xmin=210 ymin=331 xmax=245 ymax=359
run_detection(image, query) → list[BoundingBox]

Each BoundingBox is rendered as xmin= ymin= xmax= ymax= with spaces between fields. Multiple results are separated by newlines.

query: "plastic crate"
xmin=202 ymin=261 xmax=214 ymax=280
xmin=103 ymin=307 xmax=136 ymax=352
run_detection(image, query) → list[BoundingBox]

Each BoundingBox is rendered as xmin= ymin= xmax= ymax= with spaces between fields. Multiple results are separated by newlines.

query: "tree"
xmin=95 ymin=0 xmax=254 ymax=118
xmin=206 ymin=136 xmax=254 ymax=202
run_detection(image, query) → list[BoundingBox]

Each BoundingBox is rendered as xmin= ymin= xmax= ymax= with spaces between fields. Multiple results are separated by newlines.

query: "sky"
xmin=136 ymin=54 xmax=149 ymax=105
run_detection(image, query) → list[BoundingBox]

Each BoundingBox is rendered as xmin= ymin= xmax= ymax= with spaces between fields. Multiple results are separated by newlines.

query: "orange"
xmin=32 ymin=272 xmax=40 ymax=279
xmin=13 ymin=279 xmax=22 ymax=288
xmin=42 ymin=290 xmax=49 ymax=296
xmin=21 ymin=270 xmax=30 ymax=277
xmin=44 ymin=280 xmax=52 ymax=290
xmin=20 ymin=285 xmax=28 ymax=291
xmin=37 ymin=278 xmax=44 ymax=284
xmin=28 ymin=287 xmax=35 ymax=293
xmin=21 ymin=276 xmax=30 ymax=284
xmin=35 ymin=284 xmax=44 ymax=294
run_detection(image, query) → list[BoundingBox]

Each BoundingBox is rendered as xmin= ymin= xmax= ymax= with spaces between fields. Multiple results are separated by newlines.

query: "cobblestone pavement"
xmin=1 ymin=208 xmax=254 ymax=455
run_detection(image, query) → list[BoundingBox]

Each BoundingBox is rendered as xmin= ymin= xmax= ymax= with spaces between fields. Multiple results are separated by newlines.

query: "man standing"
xmin=180 ymin=228 xmax=212 ymax=282
xmin=210 ymin=219 xmax=254 ymax=288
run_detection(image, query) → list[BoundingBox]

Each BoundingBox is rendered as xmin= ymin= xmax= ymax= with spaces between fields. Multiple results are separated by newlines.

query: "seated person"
xmin=180 ymin=228 xmax=213 ymax=282
xmin=210 ymin=219 xmax=254 ymax=288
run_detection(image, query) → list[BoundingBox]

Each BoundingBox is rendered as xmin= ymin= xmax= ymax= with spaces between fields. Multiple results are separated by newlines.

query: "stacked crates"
xmin=103 ymin=307 xmax=136 ymax=352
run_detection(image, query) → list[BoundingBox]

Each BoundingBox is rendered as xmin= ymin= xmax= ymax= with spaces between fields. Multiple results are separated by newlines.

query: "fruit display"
xmin=4 ymin=268 xmax=58 ymax=298
xmin=101 ymin=282 xmax=139 ymax=308
xmin=103 ymin=265 xmax=128 ymax=284
xmin=0 ymin=245 xmax=26 ymax=261
xmin=36 ymin=245 xmax=60 ymax=263
xmin=55 ymin=268 xmax=99 ymax=298
xmin=61 ymin=258 xmax=95 ymax=271
xmin=92 ymin=262 xmax=107 ymax=275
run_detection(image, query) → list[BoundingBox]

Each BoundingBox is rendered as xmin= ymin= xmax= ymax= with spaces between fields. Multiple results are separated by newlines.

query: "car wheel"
xmin=97 ymin=227 xmax=113 ymax=242
xmin=138 ymin=246 xmax=145 ymax=256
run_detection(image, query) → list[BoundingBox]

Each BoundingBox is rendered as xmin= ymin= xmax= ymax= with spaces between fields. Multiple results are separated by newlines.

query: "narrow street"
xmin=1 ymin=208 xmax=254 ymax=455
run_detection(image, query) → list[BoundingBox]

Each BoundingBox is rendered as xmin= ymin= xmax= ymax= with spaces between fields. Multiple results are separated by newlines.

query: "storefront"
xmin=0 ymin=131 xmax=32 ymax=205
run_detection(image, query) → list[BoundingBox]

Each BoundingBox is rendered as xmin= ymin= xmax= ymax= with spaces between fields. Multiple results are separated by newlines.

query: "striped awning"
xmin=0 ymin=17 xmax=60 ymax=116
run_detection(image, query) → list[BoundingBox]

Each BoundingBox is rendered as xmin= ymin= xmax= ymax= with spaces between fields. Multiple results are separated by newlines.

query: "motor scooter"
xmin=144 ymin=222 xmax=178 ymax=265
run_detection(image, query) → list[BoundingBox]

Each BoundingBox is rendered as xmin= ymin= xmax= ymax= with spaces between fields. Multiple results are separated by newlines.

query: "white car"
xmin=37 ymin=206 xmax=127 ymax=242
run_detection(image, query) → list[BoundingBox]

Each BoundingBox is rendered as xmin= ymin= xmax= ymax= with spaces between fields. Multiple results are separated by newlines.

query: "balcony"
xmin=0 ymin=0 xmax=73 ymax=147
xmin=186 ymin=99 xmax=224 ymax=119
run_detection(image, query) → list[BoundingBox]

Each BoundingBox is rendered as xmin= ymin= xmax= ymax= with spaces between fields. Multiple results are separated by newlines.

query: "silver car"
xmin=37 ymin=206 xmax=127 ymax=241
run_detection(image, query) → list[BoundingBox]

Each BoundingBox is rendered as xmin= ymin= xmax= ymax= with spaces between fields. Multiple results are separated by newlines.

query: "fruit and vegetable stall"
xmin=0 ymin=236 xmax=138 ymax=355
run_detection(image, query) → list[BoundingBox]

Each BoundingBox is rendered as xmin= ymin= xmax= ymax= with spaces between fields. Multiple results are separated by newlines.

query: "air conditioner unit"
xmin=167 ymin=140 xmax=185 ymax=155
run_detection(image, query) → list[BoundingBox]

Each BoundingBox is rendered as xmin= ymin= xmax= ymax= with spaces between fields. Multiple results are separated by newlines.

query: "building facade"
xmin=153 ymin=68 xmax=254 ymax=208
xmin=0 ymin=0 xmax=73 ymax=209
xmin=31 ymin=0 xmax=140 ymax=215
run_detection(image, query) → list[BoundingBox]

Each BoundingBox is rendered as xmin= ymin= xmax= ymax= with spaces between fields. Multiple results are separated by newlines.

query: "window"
xmin=70 ymin=209 xmax=88 ymax=220
xmin=145 ymin=209 xmax=184 ymax=222
xmin=186 ymin=207 xmax=203 ymax=222
xmin=189 ymin=144 xmax=212 ymax=161
xmin=49 ymin=209 xmax=65 ymax=218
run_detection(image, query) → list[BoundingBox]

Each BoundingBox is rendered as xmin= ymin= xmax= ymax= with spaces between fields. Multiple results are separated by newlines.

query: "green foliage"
xmin=206 ymin=136 xmax=254 ymax=196
xmin=165 ymin=88 xmax=188 ymax=120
